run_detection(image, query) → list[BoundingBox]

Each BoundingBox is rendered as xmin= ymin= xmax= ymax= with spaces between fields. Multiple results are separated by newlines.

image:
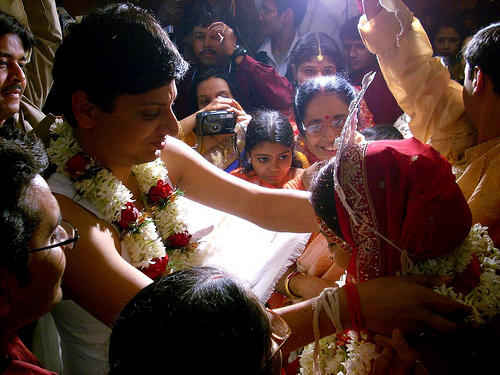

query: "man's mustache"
xmin=200 ymin=49 xmax=217 ymax=55
xmin=2 ymin=84 xmax=24 ymax=94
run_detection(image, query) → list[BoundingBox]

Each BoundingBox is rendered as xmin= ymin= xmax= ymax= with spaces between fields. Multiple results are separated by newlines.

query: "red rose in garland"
xmin=118 ymin=202 xmax=140 ymax=229
xmin=147 ymin=180 xmax=173 ymax=202
xmin=140 ymin=256 xmax=169 ymax=280
xmin=65 ymin=153 xmax=89 ymax=181
xmin=167 ymin=231 xmax=192 ymax=248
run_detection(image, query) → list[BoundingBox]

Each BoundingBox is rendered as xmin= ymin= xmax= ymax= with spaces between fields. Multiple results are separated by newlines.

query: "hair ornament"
xmin=315 ymin=34 xmax=324 ymax=61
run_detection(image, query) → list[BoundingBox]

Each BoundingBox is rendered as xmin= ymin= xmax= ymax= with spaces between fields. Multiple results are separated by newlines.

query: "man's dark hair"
xmin=275 ymin=0 xmax=307 ymax=27
xmin=0 ymin=11 xmax=36 ymax=52
xmin=181 ymin=0 xmax=234 ymax=38
xmin=340 ymin=16 xmax=362 ymax=42
xmin=52 ymin=3 xmax=189 ymax=126
xmin=109 ymin=266 xmax=272 ymax=375
xmin=0 ymin=125 xmax=48 ymax=284
xmin=361 ymin=124 xmax=404 ymax=141
xmin=463 ymin=22 xmax=500 ymax=95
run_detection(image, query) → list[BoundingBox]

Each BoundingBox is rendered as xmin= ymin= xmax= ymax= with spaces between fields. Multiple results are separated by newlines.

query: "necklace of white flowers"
xmin=46 ymin=119 xmax=197 ymax=277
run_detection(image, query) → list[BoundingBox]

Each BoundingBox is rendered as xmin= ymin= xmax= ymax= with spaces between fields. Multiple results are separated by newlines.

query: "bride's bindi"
xmin=325 ymin=115 xmax=330 ymax=120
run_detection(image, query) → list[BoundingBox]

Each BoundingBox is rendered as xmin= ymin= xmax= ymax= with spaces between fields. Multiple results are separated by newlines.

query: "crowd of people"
xmin=0 ymin=0 xmax=499 ymax=374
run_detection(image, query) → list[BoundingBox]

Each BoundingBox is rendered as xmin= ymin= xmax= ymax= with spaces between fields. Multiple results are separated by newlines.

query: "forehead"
xmin=305 ymin=93 xmax=349 ymax=115
xmin=197 ymin=77 xmax=230 ymax=94
xmin=26 ymin=175 xmax=60 ymax=224
xmin=262 ymin=0 xmax=277 ymax=7
xmin=435 ymin=26 xmax=460 ymax=38
xmin=193 ymin=26 xmax=209 ymax=35
xmin=299 ymin=56 xmax=335 ymax=68
xmin=342 ymin=39 xmax=364 ymax=46
xmin=0 ymin=33 xmax=27 ymax=57
xmin=251 ymin=141 xmax=291 ymax=154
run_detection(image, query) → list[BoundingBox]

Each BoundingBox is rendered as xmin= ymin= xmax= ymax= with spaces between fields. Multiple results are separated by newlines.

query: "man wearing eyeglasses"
xmin=256 ymin=0 xmax=307 ymax=76
xmin=0 ymin=125 xmax=76 ymax=374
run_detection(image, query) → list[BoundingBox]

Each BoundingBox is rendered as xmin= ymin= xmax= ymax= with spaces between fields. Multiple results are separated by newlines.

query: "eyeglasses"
xmin=302 ymin=118 xmax=346 ymax=137
xmin=258 ymin=309 xmax=292 ymax=374
xmin=28 ymin=220 xmax=79 ymax=254
xmin=258 ymin=7 xmax=278 ymax=16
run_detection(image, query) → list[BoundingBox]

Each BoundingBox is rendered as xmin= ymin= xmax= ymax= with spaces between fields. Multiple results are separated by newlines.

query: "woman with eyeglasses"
xmin=284 ymin=75 xmax=365 ymax=191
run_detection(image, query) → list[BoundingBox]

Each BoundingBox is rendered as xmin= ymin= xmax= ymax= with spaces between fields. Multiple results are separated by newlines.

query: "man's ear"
xmin=72 ymin=91 xmax=96 ymax=129
xmin=281 ymin=8 xmax=293 ymax=23
xmin=472 ymin=66 xmax=484 ymax=96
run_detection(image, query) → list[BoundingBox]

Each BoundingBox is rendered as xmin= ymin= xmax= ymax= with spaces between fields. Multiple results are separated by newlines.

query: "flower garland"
xmin=299 ymin=224 xmax=500 ymax=374
xmin=46 ymin=119 xmax=200 ymax=278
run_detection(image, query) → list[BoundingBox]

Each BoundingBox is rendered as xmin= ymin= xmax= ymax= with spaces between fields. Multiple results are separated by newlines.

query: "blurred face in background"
xmin=433 ymin=26 xmax=461 ymax=58
xmin=196 ymin=76 xmax=234 ymax=109
xmin=342 ymin=39 xmax=377 ymax=75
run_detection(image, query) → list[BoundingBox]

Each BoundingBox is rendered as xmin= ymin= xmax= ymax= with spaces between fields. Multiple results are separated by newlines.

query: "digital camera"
xmin=195 ymin=110 xmax=237 ymax=136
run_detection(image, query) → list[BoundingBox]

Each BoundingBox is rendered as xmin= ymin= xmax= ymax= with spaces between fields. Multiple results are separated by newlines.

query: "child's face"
xmin=249 ymin=141 xmax=293 ymax=188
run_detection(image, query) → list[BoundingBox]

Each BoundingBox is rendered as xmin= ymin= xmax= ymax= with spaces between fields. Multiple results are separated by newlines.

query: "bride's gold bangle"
xmin=284 ymin=271 xmax=304 ymax=299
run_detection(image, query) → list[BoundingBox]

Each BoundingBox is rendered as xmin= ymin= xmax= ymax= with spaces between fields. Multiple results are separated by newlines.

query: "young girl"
xmin=230 ymin=109 xmax=306 ymax=188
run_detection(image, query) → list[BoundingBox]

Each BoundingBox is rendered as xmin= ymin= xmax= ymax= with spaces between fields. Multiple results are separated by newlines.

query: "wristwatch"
xmin=230 ymin=44 xmax=247 ymax=60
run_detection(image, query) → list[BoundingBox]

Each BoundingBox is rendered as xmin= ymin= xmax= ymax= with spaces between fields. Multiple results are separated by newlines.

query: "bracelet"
xmin=313 ymin=287 xmax=342 ymax=372
xmin=284 ymin=271 xmax=303 ymax=299
xmin=344 ymin=283 xmax=364 ymax=332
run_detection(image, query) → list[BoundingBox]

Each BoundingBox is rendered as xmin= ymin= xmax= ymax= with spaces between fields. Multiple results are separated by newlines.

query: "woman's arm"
xmin=57 ymin=194 xmax=152 ymax=326
xmin=162 ymin=136 xmax=318 ymax=233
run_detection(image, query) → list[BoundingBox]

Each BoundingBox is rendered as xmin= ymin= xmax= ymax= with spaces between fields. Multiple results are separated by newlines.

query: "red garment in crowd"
xmin=349 ymin=64 xmax=403 ymax=126
xmin=173 ymin=55 xmax=294 ymax=120
xmin=2 ymin=334 xmax=57 ymax=375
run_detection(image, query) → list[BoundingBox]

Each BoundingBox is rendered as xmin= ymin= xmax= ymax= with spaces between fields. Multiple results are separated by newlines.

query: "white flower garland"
xmin=300 ymin=224 xmax=500 ymax=374
xmin=46 ymin=119 xmax=198 ymax=272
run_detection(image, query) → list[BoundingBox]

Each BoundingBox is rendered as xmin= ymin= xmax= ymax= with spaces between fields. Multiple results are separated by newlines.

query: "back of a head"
xmin=0 ymin=125 xmax=48 ymax=283
xmin=275 ymin=0 xmax=307 ymax=28
xmin=109 ymin=266 xmax=271 ymax=375
xmin=361 ymin=125 xmax=404 ymax=141
xmin=286 ymin=32 xmax=345 ymax=82
xmin=52 ymin=3 xmax=188 ymax=126
xmin=464 ymin=22 xmax=500 ymax=95
xmin=294 ymin=75 xmax=355 ymax=137
xmin=0 ymin=11 xmax=35 ymax=51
